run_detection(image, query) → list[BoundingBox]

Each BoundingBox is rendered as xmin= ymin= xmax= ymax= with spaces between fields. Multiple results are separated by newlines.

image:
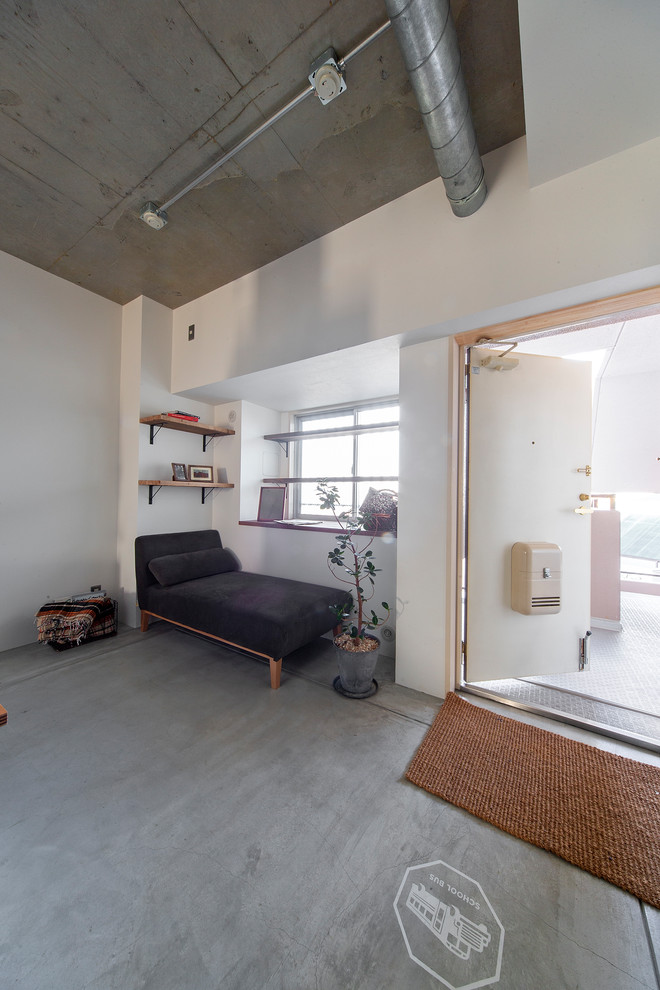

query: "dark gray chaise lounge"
xmin=135 ymin=530 xmax=350 ymax=688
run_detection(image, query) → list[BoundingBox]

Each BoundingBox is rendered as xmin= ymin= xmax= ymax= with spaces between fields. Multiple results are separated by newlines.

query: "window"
xmin=292 ymin=400 xmax=399 ymax=519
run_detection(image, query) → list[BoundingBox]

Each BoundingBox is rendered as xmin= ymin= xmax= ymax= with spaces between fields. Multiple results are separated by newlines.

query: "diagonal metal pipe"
xmin=384 ymin=0 xmax=486 ymax=217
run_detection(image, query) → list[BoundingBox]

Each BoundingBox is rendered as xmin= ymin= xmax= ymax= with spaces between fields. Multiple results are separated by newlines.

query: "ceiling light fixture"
xmin=138 ymin=21 xmax=391 ymax=230
xmin=309 ymin=49 xmax=346 ymax=105
xmin=139 ymin=202 xmax=168 ymax=230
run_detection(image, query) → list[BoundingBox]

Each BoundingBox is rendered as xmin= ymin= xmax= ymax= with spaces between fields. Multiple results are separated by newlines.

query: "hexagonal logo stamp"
xmin=394 ymin=860 xmax=504 ymax=989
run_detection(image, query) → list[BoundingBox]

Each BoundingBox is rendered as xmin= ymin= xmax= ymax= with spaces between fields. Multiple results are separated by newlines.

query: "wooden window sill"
xmin=239 ymin=519 xmax=396 ymax=538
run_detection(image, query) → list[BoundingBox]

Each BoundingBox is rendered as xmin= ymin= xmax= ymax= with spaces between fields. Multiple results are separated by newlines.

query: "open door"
xmin=464 ymin=347 xmax=592 ymax=682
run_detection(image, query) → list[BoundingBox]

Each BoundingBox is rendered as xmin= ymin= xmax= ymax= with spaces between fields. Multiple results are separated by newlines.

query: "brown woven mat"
xmin=406 ymin=692 xmax=660 ymax=908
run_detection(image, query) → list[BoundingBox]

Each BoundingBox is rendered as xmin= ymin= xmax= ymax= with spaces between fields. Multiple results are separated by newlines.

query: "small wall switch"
xmin=188 ymin=324 xmax=195 ymax=341
xmin=90 ymin=585 xmax=102 ymax=592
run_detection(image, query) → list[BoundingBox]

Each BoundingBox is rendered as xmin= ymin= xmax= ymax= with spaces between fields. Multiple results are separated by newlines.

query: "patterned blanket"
xmin=35 ymin=597 xmax=116 ymax=650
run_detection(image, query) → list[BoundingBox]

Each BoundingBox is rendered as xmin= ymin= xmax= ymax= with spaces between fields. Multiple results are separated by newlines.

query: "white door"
xmin=465 ymin=348 xmax=592 ymax=682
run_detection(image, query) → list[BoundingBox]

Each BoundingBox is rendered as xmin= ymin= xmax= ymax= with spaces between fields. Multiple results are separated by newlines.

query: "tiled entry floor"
xmin=0 ymin=625 xmax=659 ymax=989
xmin=471 ymin=591 xmax=660 ymax=746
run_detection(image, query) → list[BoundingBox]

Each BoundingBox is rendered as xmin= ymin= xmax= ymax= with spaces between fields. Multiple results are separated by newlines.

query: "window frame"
xmin=291 ymin=399 xmax=399 ymax=520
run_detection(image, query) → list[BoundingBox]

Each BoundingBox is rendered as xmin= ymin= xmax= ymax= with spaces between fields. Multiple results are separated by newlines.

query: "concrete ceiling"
xmin=0 ymin=0 xmax=524 ymax=308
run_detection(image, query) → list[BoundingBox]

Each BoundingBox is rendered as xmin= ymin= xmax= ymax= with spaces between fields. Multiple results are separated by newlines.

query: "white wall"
xmin=116 ymin=296 xmax=218 ymax=627
xmin=170 ymin=135 xmax=660 ymax=393
xmin=0 ymin=250 xmax=121 ymax=650
xmin=396 ymin=337 xmax=456 ymax=696
xmin=518 ymin=0 xmax=660 ymax=185
xmin=592 ymin=371 xmax=660 ymax=494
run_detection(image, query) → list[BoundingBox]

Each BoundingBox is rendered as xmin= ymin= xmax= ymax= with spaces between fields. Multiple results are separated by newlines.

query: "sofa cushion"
xmin=148 ymin=547 xmax=238 ymax=586
xmin=145 ymin=571 xmax=351 ymax=658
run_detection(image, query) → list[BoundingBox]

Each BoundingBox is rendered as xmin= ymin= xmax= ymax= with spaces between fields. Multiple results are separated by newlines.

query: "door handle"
xmin=577 ymin=465 xmax=592 ymax=476
xmin=574 ymin=506 xmax=594 ymax=514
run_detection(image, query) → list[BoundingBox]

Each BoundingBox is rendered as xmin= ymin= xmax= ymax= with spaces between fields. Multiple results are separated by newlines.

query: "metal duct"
xmin=385 ymin=0 xmax=486 ymax=217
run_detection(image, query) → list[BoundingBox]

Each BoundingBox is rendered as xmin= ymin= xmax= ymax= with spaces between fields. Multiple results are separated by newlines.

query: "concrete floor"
xmin=1 ymin=624 xmax=659 ymax=990
xmin=471 ymin=591 xmax=660 ymax=746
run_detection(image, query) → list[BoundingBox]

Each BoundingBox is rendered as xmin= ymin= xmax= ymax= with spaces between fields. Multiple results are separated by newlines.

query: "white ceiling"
xmin=179 ymin=334 xmax=403 ymax=412
xmin=516 ymin=313 xmax=660 ymax=377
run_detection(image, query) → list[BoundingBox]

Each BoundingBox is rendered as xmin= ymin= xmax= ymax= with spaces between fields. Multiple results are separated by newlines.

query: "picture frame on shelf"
xmin=188 ymin=464 xmax=213 ymax=483
xmin=258 ymin=486 xmax=286 ymax=521
xmin=171 ymin=462 xmax=187 ymax=481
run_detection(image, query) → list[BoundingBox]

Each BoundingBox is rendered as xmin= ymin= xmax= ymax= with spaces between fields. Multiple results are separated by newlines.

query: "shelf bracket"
xmin=271 ymin=439 xmax=289 ymax=457
xmin=149 ymin=424 xmax=163 ymax=445
xmin=147 ymin=484 xmax=162 ymax=504
xmin=201 ymin=486 xmax=214 ymax=504
xmin=202 ymin=434 xmax=214 ymax=453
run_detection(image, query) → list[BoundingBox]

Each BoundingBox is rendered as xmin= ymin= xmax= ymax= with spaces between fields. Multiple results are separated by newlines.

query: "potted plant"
xmin=317 ymin=481 xmax=391 ymax=698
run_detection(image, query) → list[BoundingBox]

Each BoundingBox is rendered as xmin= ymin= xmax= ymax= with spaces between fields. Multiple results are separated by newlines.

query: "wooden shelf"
xmin=264 ymin=421 xmax=397 ymax=443
xmin=139 ymin=480 xmax=234 ymax=489
xmin=140 ymin=415 xmax=234 ymax=451
xmin=264 ymin=420 xmax=398 ymax=454
xmin=262 ymin=476 xmax=397 ymax=485
xmin=139 ymin=479 xmax=234 ymax=504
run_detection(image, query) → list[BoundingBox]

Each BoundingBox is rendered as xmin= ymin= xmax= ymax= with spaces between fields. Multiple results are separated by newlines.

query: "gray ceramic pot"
xmin=333 ymin=634 xmax=380 ymax=698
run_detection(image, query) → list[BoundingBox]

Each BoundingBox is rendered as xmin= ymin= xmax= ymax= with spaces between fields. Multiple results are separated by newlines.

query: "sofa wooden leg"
xmin=270 ymin=658 xmax=282 ymax=690
xmin=140 ymin=611 xmax=149 ymax=632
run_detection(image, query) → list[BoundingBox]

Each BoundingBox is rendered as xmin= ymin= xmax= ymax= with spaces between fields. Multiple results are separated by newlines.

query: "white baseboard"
xmin=591 ymin=616 xmax=623 ymax=632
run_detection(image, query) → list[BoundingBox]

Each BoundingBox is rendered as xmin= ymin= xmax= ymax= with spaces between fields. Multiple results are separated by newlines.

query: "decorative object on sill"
xmin=359 ymin=487 xmax=398 ymax=535
xmin=35 ymin=597 xmax=118 ymax=651
xmin=172 ymin=462 xmax=187 ymax=481
xmin=258 ymin=486 xmax=286 ymax=521
xmin=188 ymin=464 xmax=213 ymax=483
xmin=317 ymin=481 xmax=391 ymax=698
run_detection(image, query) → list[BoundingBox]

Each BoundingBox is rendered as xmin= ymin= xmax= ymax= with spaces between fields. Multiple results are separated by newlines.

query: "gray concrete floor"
xmin=1 ymin=625 xmax=659 ymax=990
xmin=471 ymin=591 xmax=660 ymax=746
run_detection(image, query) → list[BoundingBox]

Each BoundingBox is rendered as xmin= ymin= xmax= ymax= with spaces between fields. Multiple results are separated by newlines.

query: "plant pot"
xmin=333 ymin=634 xmax=380 ymax=698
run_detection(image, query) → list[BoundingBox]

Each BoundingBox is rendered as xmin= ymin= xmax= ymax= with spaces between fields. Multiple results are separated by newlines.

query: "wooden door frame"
xmin=452 ymin=284 xmax=660 ymax=692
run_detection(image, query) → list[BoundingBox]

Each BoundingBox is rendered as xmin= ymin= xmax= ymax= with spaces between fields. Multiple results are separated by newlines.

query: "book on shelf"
xmin=161 ymin=410 xmax=200 ymax=422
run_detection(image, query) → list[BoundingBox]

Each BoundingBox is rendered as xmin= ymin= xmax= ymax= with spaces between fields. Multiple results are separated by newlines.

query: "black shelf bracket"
xmin=147 ymin=484 xmax=162 ymax=504
xmin=201 ymin=486 xmax=214 ymax=504
xmin=147 ymin=423 xmax=214 ymax=451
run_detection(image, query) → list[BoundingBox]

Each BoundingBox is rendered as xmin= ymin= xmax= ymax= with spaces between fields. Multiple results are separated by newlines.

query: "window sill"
xmin=239 ymin=519 xmax=396 ymax=538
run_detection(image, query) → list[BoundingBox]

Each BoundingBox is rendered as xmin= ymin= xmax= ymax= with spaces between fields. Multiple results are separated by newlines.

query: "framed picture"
xmin=171 ymin=462 xmax=187 ymax=481
xmin=188 ymin=464 xmax=213 ymax=483
xmin=258 ymin=486 xmax=286 ymax=521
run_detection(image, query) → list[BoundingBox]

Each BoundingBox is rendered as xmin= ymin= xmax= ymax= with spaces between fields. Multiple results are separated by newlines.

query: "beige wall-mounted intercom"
xmin=511 ymin=542 xmax=562 ymax=614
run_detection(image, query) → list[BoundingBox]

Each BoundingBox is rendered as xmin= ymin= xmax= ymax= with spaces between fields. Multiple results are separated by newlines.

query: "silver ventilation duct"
xmin=385 ymin=0 xmax=486 ymax=217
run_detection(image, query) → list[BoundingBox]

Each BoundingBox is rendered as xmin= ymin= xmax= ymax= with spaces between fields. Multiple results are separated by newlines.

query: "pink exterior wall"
xmin=591 ymin=510 xmax=621 ymax=621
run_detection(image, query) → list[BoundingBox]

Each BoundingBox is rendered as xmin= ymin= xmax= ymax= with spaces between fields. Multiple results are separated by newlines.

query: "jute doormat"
xmin=406 ymin=692 xmax=660 ymax=908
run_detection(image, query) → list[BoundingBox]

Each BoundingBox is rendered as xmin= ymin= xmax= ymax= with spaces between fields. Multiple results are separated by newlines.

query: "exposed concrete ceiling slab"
xmin=0 ymin=0 xmax=524 ymax=307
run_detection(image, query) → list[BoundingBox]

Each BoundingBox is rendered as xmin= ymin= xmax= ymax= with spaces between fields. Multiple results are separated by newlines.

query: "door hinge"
xmin=579 ymin=630 xmax=592 ymax=670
